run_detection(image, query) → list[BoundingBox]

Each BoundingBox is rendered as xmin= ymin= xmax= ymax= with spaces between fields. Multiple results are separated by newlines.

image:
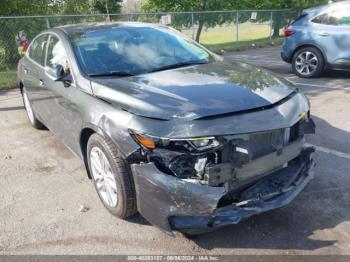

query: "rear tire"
xmin=292 ymin=47 xmax=324 ymax=78
xmin=87 ymin=133 xmax=137 ymax=218
xmin=21 ymin=87 xmax=45 ymax=129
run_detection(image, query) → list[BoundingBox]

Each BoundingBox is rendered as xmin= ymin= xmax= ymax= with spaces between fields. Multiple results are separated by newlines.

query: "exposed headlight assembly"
xmin=130 ymin=131 xmax=222 ymax=180
xmin=187 ymin=137 xmax=220 ymax=151
xmin=131 ymin=131 xmax=221 ymax=152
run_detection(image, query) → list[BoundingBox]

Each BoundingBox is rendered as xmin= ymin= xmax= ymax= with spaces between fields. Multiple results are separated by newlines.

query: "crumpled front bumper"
xmin=131 ymin=147 xmax=315 ymax=236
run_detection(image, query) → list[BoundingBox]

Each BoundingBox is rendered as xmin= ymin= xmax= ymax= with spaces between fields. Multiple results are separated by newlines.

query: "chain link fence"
xmin=0 ymin=10 xmax=298 ymax=88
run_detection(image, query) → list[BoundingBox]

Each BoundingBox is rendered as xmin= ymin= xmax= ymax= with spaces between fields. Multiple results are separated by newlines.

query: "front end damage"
xmin=129 ymin=116 xmax=316 ymax=235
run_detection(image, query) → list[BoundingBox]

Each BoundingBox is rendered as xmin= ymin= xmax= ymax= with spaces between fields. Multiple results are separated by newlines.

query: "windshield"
xmin=70 ymin=25 xmax=217 ymax=76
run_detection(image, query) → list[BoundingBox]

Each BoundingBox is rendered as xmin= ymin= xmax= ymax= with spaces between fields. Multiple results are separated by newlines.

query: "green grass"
xmin=0 ymin=71 xmax=17 ymax=89
xmin=200 ymin=26 xmax=272 ymax=45
xmin=204 ymin=37 xmax=284 ymax=53
xmin=182 ymin=24 xmax=284 ymax=53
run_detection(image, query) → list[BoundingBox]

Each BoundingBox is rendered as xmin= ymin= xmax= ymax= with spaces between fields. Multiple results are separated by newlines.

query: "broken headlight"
xmin=131 ymin=131 xmax=221 ymax=152
xmin=131 ymin=131 xmax=221 ymax=179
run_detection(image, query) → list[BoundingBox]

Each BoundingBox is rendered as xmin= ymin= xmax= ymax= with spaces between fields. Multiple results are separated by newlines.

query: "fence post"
xmin=191 ymin=12 xmax=195 ymax=40
xmin=45 ymin=17 xmax=50 ymax=29
xmin=236 ymin=11 xmax=239 ymax=42
xmin=269 ymin=11 xmax=273 ymax=41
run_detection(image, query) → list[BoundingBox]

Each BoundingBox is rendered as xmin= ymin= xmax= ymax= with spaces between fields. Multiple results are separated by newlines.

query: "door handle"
xmin=319 ymin=32 xmax=329 ymax=36
xmin=39 ymin=79 xmax=45 ymax=87
xmin=23 ymin=67 xmax=28 ymax=74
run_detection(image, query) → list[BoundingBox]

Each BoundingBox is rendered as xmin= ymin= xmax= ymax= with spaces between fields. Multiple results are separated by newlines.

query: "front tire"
xmin=292 ymin=47 xmax=324 ymax=78
xmin=87 ymin=133 xmax=137 ymax=218
xmin=21 ymin=87 xmax=45 ymax=129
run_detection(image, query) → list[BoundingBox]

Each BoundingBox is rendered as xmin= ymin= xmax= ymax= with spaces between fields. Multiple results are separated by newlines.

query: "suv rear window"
xmin=291 ymin=13 xmax=308 ymax=25
xmin=312 ymin=9 xmax=350 ymax=26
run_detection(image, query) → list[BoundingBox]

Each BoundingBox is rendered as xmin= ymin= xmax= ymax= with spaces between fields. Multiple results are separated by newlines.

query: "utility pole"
xmin=105 ymin=0 xmax=110 ymax=22
xmin=105 ymin=0 xmax=110 ymax=14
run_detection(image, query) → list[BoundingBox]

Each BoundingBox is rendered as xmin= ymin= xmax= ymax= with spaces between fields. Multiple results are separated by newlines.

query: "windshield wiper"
xmin=148 ymin=60 xmax=209 ymax=73
xmin=88 ymin=71 xmax=135 ymax=77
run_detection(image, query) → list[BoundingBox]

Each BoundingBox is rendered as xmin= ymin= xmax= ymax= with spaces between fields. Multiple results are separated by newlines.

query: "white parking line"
xmin=306 ymin=143 xmax=350 ymax=160
xmin=288 ymin=80 xmax=350 ymax=90
xmin=291 ymin=82 xmax=330 ymax=88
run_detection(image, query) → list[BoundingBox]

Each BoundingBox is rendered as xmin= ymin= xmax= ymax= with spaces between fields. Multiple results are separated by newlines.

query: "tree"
xmin=0 ymin=0 xmax=123 ymax=70
xmin=0 ymin=0 xmax=123 ymax=16
xmin=122 ymin=0 xmax=147 ymax=13
xmin=142 ymin=0 xmax=333 ymax=41
xmin=233 ymin=0 xmax=330 ymax=38
xmin=142 ymin=0 xmax=239 ymax=42
xmin=0 ymin=0 xmax=57 ymax=16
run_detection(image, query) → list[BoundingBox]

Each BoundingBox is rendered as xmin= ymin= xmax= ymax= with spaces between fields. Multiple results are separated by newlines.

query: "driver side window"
xmin=46 ymin=35 xmax=70 ymax=74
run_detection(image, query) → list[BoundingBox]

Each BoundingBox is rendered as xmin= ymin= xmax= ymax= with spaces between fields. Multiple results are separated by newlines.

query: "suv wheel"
xmin=22 ymin=87 xmax=45 ymax=129
xmin=292 ymin=47 xmax=324 ymax=78
xmin=87 ymin=133 xmax=137 ymax=218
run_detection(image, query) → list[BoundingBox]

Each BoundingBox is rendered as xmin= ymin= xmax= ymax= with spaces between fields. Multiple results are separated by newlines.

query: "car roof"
xmin=304 ymin=0 xmax=350 ymax=15
xmin=56 ymin=21 xmax=162 ymax=35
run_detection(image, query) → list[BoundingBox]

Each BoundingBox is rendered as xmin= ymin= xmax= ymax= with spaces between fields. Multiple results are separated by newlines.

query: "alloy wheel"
xmin=295 ymin=51 xmax=318 ymax=76
xmin=23 ymin=89 xmax=35 ymax=124
xmin=90 ymin=147 xmax=118 ymax=207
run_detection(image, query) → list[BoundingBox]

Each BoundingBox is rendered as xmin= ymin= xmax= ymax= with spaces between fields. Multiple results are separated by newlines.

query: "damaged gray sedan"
xmin=18 ymin=22 xmax=316 ymax=236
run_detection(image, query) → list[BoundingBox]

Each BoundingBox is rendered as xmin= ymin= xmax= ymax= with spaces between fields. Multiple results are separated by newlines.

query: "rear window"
xmin=291 ymin=13 xmax=308 ymax=25
xmin=312 ymin=9 xmax=350 ymax=26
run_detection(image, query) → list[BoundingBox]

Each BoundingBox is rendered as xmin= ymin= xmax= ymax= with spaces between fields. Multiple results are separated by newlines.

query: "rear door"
xmin=331 ymin=8 xmax=350 ymax=66
xmin=311 ymin=7 xmax=350 ymax=66
xmin=21 ymin=34 xmax=49 ymax=120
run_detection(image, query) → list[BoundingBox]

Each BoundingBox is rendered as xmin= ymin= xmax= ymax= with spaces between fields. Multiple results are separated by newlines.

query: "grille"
xmin=289 ymin=121 xmax=300 ymax=142
xmin=230 ymin=123 xmax=301 ymax=162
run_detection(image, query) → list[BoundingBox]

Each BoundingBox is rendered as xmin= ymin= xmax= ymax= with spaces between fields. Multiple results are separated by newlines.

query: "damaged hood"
xmin=90 ymin=60 xmax=296 ymax=120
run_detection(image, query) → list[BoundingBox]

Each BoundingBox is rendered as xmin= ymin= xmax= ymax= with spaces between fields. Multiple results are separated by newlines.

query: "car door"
xmin=330 ymin=8 xmax=350 ymax=66
xmin=311 ymin=7 xmax=350 ymax=66
xmin=21 ymin=34 xmax=49 ymax=120
xmin=42 ymin=33 xmax=83 ymax=154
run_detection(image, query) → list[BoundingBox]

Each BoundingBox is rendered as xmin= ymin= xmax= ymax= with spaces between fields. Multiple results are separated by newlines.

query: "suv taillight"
xmin=284 ymin=28 xmax=296 ymax=37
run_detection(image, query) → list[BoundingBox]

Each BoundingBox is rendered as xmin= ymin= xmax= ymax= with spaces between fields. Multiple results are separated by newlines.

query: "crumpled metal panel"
xmin=131 ymin=148 xmax=314 ymax=235
xmin=126 ymin=92 xmax=310 ymax=139
xmin=131 ymin=163 xmax=226 ymax=235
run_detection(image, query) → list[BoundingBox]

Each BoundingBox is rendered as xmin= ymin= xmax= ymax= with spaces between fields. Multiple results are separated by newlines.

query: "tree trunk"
xmin=272 ymin=25 xmax=280 ymax=38
xmin=195 ymin=19 xmax=204 ymax=43
xmin=272 ymin=14 xmax=284 ymax=38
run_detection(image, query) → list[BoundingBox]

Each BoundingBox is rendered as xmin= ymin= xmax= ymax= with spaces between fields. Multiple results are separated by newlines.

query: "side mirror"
xmin=53 ymin=64 xmax=66 ymax=81
xmin=46 ymin=65 xmax=73 ymax=86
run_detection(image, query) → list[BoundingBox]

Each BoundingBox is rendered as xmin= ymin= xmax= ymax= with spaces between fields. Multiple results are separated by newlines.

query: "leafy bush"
xmin=0 ymin=71 xmax=17 ymax=89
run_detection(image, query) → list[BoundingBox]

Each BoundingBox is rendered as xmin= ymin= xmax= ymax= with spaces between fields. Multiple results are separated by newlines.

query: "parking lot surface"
xmin=1 ymin=46 xmax=350 ymax=255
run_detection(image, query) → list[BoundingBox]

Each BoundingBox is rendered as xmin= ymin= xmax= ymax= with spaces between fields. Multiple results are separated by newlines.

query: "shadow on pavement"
xmin=307 ymin=116 xmax=350 ymax=155
xmin=0 ymin=105 xmax=23 ymax=112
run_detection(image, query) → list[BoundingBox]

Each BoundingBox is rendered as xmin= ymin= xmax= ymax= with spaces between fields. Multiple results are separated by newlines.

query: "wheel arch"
xmin=80 ymin=127 xmax=96 ymax=179
xmin=292 ymin=43 xmax=327 ymax=66
xmin=79 ymin=123 xmax=134 ymax=179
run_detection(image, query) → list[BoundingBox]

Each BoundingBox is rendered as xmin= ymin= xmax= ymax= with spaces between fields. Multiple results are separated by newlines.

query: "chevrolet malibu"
xmin=18 ymin=22 xmax=316 ymax=236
